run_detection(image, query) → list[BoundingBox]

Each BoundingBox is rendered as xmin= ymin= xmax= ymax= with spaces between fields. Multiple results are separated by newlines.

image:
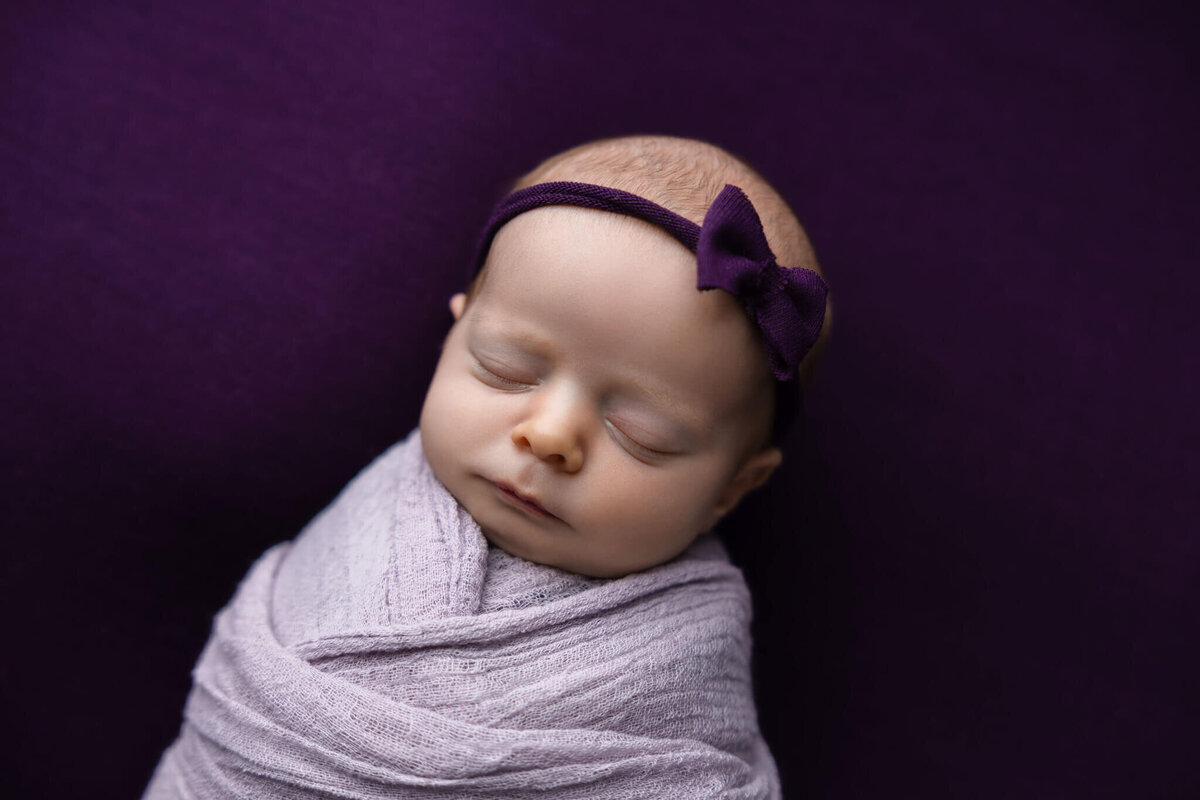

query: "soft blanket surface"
xmin=145 ymin=431 xmax=779 ymax=799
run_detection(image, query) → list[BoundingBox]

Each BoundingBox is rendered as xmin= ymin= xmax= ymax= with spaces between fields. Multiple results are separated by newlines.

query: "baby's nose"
xmin=511 ymin=392 xmax=586 ymax=473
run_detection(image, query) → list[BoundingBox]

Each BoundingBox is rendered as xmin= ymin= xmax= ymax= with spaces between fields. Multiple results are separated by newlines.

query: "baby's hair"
xmin=480 ymin=135 xmax=832 ymax=386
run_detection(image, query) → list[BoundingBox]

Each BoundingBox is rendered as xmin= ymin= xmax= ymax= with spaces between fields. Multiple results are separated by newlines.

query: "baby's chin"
xmin=476 ymin=528 xmax=602 ymax=578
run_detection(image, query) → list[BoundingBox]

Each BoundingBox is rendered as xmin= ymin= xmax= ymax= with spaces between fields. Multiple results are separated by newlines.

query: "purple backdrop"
xmin=2 ymin=1 xmax=1196 ymax=797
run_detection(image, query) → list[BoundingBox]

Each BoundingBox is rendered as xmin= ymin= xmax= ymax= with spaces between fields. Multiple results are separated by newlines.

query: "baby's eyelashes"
xmin=471 ymin=357 xmax=538 ymax=391
xmin=605 ymin=420 xmax=678 ymax=465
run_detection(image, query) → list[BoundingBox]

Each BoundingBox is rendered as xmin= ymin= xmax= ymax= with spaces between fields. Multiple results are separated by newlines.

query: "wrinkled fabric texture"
xmin=144 ymin=431 xmax=779 ymax=799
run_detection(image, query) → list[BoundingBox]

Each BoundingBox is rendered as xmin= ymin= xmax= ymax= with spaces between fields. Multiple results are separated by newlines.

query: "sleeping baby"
xmin=144 ymin=135 xmax=831 ymax=799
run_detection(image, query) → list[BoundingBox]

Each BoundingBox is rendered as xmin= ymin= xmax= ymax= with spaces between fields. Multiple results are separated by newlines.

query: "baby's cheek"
xmin=587 ymin=468 xmax=712 ymax=543
xmin=421 ymin=373 xmax=482 ymax=467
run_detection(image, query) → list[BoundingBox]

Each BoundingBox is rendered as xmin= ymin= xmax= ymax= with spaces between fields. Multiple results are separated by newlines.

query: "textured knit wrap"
xmin=143 ymin=431 xmax=780 ymax=799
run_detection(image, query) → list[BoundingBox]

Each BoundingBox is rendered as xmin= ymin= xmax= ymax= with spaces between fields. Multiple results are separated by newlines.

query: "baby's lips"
xmin=492 ymin=479 xmax=562 ymax=521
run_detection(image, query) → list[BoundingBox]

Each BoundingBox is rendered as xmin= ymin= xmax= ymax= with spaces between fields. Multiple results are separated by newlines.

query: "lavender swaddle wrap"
xmin=144 ymin=431 xmax=780 ymax=799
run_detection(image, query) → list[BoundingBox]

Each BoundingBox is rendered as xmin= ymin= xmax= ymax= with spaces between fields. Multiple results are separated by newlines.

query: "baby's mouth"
xmin=491 ymin=481 xmax=560 ymax=521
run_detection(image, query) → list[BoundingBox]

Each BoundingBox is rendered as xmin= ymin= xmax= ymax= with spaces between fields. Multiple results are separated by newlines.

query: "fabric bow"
xmin=696 ymin=185 xmax=829 ymax=381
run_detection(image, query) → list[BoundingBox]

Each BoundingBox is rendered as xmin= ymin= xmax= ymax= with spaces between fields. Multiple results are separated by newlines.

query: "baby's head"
xmin=420 ymin=136 xmax=829 ymax=578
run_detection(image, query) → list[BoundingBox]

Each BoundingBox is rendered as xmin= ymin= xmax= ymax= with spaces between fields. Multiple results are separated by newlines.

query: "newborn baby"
xmin=144 ymin=135 xmax=830 ymax=799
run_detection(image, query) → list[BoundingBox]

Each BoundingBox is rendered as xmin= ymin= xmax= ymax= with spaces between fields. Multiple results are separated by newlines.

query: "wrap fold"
xmin=144 ymin=431 xmax=779 ymax=799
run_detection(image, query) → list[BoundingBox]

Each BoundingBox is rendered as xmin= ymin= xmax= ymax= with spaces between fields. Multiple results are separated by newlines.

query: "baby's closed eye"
xmin=471 ymin=355 xmax=538 ymax=390
xmin=605 ymin=418 xmax=679 ymax=464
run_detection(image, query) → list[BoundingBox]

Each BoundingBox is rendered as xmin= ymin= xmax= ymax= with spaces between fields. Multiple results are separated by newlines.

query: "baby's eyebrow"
xmin=616 ymin=379 xmax=709 ymax=442
xmin=469 ymin=316 xmax=557 ymax=356
xmin=622 ymin=378 xmax=686 ymax=420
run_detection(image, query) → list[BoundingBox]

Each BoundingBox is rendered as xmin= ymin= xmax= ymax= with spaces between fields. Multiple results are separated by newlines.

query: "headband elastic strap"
xmin=474 ymin=182 xmax=701 ymax=269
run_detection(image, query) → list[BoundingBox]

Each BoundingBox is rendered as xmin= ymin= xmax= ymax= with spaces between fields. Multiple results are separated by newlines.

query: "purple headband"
xmin=473 ymin=181 xmax=829 ymax=384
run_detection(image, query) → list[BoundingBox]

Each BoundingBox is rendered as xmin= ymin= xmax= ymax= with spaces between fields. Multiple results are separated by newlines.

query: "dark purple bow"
xmin=697 ymin=185 xmax=828 ymax=381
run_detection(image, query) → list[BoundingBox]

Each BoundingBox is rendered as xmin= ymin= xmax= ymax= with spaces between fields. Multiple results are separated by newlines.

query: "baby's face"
xmin=420 ymin=207 xmax=778 ymax=578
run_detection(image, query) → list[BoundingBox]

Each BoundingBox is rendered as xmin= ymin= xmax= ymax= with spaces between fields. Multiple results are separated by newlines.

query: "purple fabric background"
xmin=2 ymin=1 xmax=1195 ymax=797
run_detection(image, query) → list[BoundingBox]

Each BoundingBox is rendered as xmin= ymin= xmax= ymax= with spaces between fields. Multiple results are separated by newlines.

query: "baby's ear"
xmin=709 ymin=447 xmax=782 ymax=526
xmin=449 ymin=293 xmax=467 ymax=320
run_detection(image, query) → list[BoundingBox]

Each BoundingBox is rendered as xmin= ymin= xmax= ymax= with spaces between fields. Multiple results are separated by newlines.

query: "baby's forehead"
xmin=474 ymin=206 xmax=774 ymax=409
xmin=481 ymin=207 xmax=727 ymax=323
